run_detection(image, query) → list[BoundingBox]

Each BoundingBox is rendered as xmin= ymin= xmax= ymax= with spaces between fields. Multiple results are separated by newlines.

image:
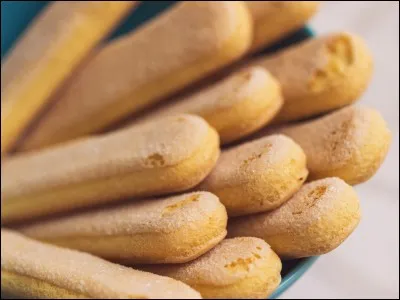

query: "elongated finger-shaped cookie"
xmin=1 ymin=229 xmax=201 ymax=299
xmin=272 ymin=106 xmax=392 ymax=185
xmin=131 ymin=67 xmax=283 ymax=144
xmin=19 ymin=192 xmax=227 ymax=264
xmin=228 ymin=177 xmax=361 ymax=259
xmin=18 ymin=1 xmax=252 ymax=152
xmin=199 ymin=135 xmax=308 ymax=216
xmin=247 ymin=1 xmax=320 ymax=52
xmin=141 ymin=237 xmax=281 ymax=299
xmin=1 ymin=115 xmax=220 ymax=224
xmin=1 ymin=1 xmax=137 ymax=155
xmin=249 ymin=32 xmax=373 ymax=123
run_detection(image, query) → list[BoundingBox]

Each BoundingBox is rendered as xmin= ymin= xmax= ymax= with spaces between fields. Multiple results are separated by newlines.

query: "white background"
xmin=280 ymin=1 xmax=399 ymax=299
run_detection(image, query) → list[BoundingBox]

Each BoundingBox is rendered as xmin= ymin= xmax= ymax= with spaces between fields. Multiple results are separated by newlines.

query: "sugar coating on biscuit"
xmin=135 ymin=66 xmax=277 ymax=122
xmin=1 ymin=1 xmax=137 ymax=154
xmin=277 ymin=106 xmax=392 ymax=184
xmin=142 ymin=237 xmax=282 ymax=298
xmin=2 ymin=114 xmax=211 ymax=199
xmin=256 ymin=32 xmax=363 ymax=96
xmin=20 ymin=192 xmax=223 ymax=237
xmin=308 ymin=35 xmax=354 ymax=92
xmin=1 ymin=230 xmax=201 ymax=299
xmin=19 ymin=1 xmax=251 ymax=151
xmin=250 ymin=32 xmax=373 ymax=122
xmin=280 ymin=106 xmax=365 ymax=168
xmin=153 ymin=237 xmax=278 ymax=285
xmin=228 ymin=177 xmax=361 ymax=258
xmin=18 ymin=192 xmax=228 ymax=263
xmin=200 ymin=134 xmax=308 ymax=215
xmin=205 ymin=135 xmax=303 ymax=185
xmin=253 ymin=178 xmax=357 ymax=230
xmin=247 ymin=1 xmax=320 ymax=51
xmin=130 ymin=66 xmax=283 ymax=144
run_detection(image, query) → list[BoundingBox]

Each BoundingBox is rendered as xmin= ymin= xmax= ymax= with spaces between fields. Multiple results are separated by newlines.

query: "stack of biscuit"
xmin=1 ymin=1 xmax=392 ymax=299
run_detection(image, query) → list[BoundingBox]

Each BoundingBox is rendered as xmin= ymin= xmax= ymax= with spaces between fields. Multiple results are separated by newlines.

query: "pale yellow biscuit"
xmin=1 ymin=1 xmax=137 ymax=155
xmin=1 ymin=114 xmax=220 ymax=224
xmin=130 ymin=66 xmax=283 ymax=144
xmin=271 ymin=106 xmax=392 ymax=185
xmin=228 ymin=177 xmax=361 ymax=259
xmin=18 ymin=1 xmax=252 ymax=151
xmin=19 ymin=192 xmax=227 ymax=264
xmin=141 ymin=237 xmax=281 ymax=299
xmin=199 ymin=134 xmax=308 ymax=216
xmin=247 ymin=1 xmax=320 ymax=52
xmin=249 ymin=32 xmax=373 ymax=123
xmin=1 ymin=229 xmax=201 ymax=299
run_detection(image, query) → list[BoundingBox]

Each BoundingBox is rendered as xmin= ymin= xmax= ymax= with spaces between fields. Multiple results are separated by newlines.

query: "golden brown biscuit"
xmin=268 ymin=106 xmax=392 ymax=185
xmin=141 ymin=237 xmax=281 ymax=299
xmin=247 ymin=1 xmax=320 ymax=52
xmin=1 ymin=1 xmax=137 ymax=155
xmin=130 ymin=66 xmax=283 ymax=144
xmin=18 ymin=1 xmax=252 ymax=152
xmin=19 ymin=192 xmax=227 ymax=264
xmin=248 ymin=32 xmax=373 ymax=123
xmin=1 ymin=229 xmax=202 ymax=299
xmin=228 ymin=177 xmax=361 ymax=259
xmin=1 ymin=114 xmax=220 ymax=224
xmin=199 ymin=134 xmax=308 ymax=216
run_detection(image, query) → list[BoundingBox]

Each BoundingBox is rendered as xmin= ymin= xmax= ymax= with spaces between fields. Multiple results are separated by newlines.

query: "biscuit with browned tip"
xmin=249 ymin=32 xmax=373 ymax=123
xmin=270 ymin=106 xmax=392 ymax=185
xmin=19 ymin=192 xmax=227 ymax=264
xmin=228 ymin=177 xmax=361 ymax=259
xmin=130 ymin=66 xmax=283 ymax=144
xmin=141 ymin=237 xmax=282 ymax=299
xmin=199 ymin=134 xmax=308 ymax=216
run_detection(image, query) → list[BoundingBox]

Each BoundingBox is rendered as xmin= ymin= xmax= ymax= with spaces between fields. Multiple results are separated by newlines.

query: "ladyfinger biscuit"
xmin=273 ymin=106 xmax=392 ymax=185
xmin=18 ymin=1 xmax=252 ymax=152
xmin=247 ymin=1 xmax=320 ymax=52
xmin=1 ymin=229 xmax=201 ymax=299
xmin=141 ymin=237 xmax=281 ymax=299
xmin=228 ymin=177 xmax=361 ymax=259
xmin=249 ymin=32 xmax=373 ymax=123
xmin=19 ymin=192 xmax=227 ymax=264
xmin=132 ymin=67 xmax=283 ymax=144
xmin=1 ymin=114 xmax=220 ymax=224
xmin=1 ymin=1 xmax=137 ymax=155
xmin=199 ymin=135 xmax=308 ymax=216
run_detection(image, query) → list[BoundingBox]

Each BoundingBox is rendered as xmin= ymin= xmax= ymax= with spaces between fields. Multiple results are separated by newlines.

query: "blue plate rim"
xmin=269 ymin=256 xmax=319 ymax=299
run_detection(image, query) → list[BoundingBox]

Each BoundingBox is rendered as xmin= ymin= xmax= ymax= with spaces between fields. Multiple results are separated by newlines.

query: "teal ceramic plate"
xmin=1 ymin=1 xmax=318 ymax=298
